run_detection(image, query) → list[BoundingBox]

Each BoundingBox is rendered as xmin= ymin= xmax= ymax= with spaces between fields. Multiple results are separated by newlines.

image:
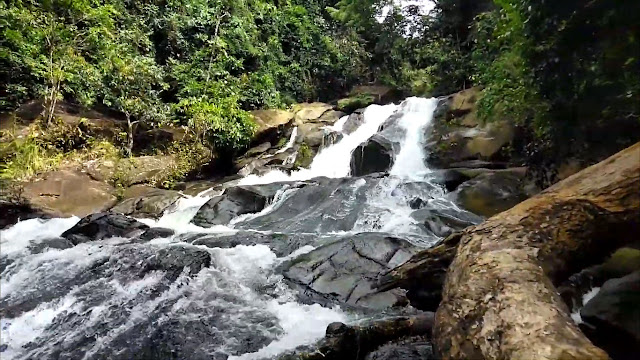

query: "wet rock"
xmin=281 ymin=233 xmax=420 ymax=309
xmin=350 ymin=134 xmax=399 ymax=176
xmin=0 ymin=200 xmax=49 ymax=229
xmin=61 ymin=212 xmax=149 ymax=245
xmin=559 ymin=247 xmax=640 ymax=308
xmin=137 ymin=227 xmax=175 ymax=242
xmin=430 ymin=169 xmax=472 ymax=192
xmin=365 ymin=336 xmax=435 ymax=360
xmin=453 ymin=170 xmax=528 ymax=217
xmin=342 ymin=109 xmax=365 ymax=134
xmin=191 ymin=184 xmax=282 ymax=227
xmin=580 ymin=271 xmax=640 ymax=360
xmin=278 ymin=313 xmax=434 ymax=360
xmin=27 ymin=237 xmax=75 ymax=253
xmin=411 ymin=207 xmax=482 ymax=238
xmin=110 ymin=185 xmax=183 ymax=218
xmin=185 ymin=231 xmax=318 ymax=257
xmin=142 ymin=245 xmax=211 ymax=280
xmin=236 ymin=177 xmax=379 ymax=233
xmin=21 ymin=169 xmax=117 ymax=217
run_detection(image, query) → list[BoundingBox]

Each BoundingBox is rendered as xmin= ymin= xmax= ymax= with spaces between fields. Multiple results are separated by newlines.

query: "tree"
xmin=103 ymin=54 xmax=167 ymax=157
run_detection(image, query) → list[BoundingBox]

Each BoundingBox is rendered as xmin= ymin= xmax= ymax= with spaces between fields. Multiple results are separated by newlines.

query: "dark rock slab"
xmin=0 ymin=200 xmax=50 ymax=229
xmin=61 ymin=212 xmax=149 ymax=245
xmin=580 ymin=271 xmax=640 ymax=360
xmin=136 ymin=227 xmax=175 ymax=242
xmin=411 ymin=207 xmax=483 ymax=238
xmin=184 ymin=231 xmax=319 ymax=257
xmin=342 ymin=109 xmax=365 ymax=134
xmin=191 ymin=183 xmax=283 ymax=227
xmin=281 ymin=232 xmax=420 ymax=309
xmin=452 ymin=171 xmax=528 ymax=217
xmin=350 ymin=134 xmax=399 ymax=176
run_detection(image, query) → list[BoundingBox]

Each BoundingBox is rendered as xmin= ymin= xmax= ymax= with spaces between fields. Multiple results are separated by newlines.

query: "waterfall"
xmin=0 ymin=97 xmax=480 ymax=359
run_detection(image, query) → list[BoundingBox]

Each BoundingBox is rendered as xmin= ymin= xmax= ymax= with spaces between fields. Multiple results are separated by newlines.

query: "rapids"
xmin=0 ymin=97 xmax=481 ymax=359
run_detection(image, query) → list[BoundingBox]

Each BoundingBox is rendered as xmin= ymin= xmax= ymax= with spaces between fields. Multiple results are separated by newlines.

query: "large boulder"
xmin=61 ymin=212 xmax=149 ymax=245
xmin=292 ymin=102 xmax=334 ymax=123
xmin=281 ymin=233 xmax=420 ymax=309
xmin=452 ymin=170 xmax=529 ymax=217
xmin=85 ymin=155 xmax=177 ymax=186
xmin=191 ymin=184 xmax=282 ymax=227
xmin=580 ymin=271 xmax=640 ymax=360
xmin=110 ymin=185 xmax=184 ymax=218
xmin=250 ymin=109 xmax=295 ymax=144
xmin=21 ymin=169 xmax=117 ymax=217
xmin=350 ymin=134 xmax=399 ymax=176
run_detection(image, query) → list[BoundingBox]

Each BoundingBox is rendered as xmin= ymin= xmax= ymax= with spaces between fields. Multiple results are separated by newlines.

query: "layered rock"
xmin=282 ymin=232 xmax=420 ymax=309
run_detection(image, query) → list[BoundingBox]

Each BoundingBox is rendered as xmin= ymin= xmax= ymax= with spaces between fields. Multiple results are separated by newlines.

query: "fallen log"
xmin=386 ymin=142 xmax=640 ymax=359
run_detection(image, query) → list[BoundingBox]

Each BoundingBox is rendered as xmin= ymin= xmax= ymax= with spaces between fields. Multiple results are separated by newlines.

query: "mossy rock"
xmin=337 ymin=94 xmax=376 ymax=113
xmin=602 ymin=248 xmax=640 ymax=277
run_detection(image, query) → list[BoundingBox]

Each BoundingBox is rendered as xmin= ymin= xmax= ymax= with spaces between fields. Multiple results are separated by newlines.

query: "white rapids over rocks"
xmin=0 ymin=96 xmax=472 ymax=359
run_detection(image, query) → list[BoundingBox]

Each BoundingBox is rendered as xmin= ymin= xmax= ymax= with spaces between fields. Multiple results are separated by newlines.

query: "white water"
xmin=239 ymin=103 xmax=398 ymax=185
xmin=390 ymin=97 xmax=438 ymax=181
xmin=0 ymin=96 xmax=474 ymax=359
xmin=275 ymin=127 xmax=298 ymax=154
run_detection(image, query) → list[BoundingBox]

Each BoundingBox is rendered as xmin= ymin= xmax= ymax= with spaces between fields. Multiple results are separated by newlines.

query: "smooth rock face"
xmin=282 ymin=233 xmax=419 ymax=309
xmin=110 ymin=185 xmax=184 ymax=218
xmin=411 ymin=207 xmax=483 ymax=238
xmin=61 ymin=212 xmax=149 ymax=245
xmin=21 ymin=169 xmax=117 ymax=217
xmin=580 ymin=271 xmax=640 ymax=360
xmin=342 ymin=109 xmax=365 ymax=134
xmin=191 ymin=184 xmax=282 ymax=227
xmin=236 ymin=177 xmax=379 ymax=233
xmin=250 ymin=109 xmax=295 ymax=142
xmin=350 ymin=134 xmax=399 ymax=176
xmin=453 ymin=171 xmax=528 ymax=217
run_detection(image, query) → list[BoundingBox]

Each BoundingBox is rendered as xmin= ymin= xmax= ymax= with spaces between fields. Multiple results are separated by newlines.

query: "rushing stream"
xmin=1 ymin=97 xmax=481 ymax=359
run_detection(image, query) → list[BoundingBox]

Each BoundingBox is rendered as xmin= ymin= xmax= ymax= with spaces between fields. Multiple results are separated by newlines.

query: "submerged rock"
xmin=61 ymin=212 xmax=149 ymax=245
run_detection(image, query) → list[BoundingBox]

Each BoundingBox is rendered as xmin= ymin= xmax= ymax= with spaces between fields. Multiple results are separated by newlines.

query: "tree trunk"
xmin=125 ymin=114 xmax=134 ymax=157
xmin=432 ymin=142 xmax=640 ymax=359
xmin=381 ymin=142 xmax=640 ymax=359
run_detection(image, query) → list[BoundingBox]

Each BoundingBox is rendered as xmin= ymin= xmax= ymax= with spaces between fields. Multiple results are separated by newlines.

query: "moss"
xmin=294 ymin=143 xmax=313 ymax=168
xmin=337 ymin=94 xmax=376 ymax=113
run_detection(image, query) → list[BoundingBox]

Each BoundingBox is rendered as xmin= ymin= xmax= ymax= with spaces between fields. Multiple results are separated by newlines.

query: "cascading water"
xmin=0 ymin=97 xmax=482 ymax=359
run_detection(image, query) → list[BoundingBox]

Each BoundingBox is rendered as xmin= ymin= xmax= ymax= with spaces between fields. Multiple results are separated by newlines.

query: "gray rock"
xmin=61 ymin=212 xmax=149 ymax=245
xmin=281 ymin=233 xmax=420 ymax=309
xmin=191 ymin=184 xmax=282 ymax=227
xmin=580 ymin=271 xmax=640 ymax=360
xmin=350 ymin=134 xmax=399 ymax=176
xmin=453 ymin=171 xmax=528 ymax=217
